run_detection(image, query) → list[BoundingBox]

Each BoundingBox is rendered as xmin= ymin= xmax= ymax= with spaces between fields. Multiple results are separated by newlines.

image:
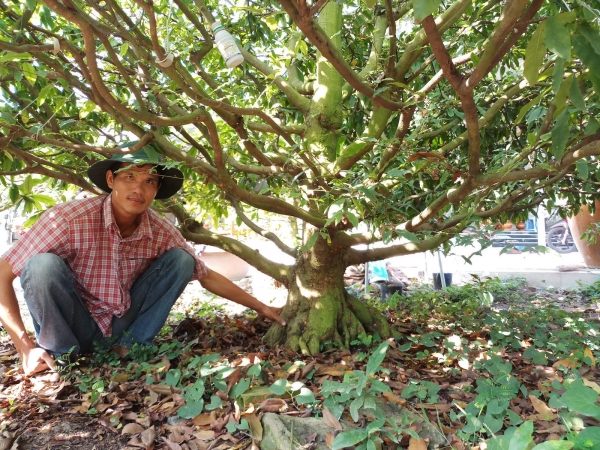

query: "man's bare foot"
xmin=112 ymin=345 xmax=129 ymax=358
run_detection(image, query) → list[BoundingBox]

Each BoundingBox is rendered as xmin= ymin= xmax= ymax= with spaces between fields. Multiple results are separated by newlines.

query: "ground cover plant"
xmin=3 ymin=0 xmax=600 ymax=353
xmin=1 ymin=277 xmax=600 ymax=449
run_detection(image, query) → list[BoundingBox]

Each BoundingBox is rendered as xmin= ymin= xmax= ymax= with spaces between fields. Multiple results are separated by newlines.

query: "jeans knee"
xmin=22 ymin=253 xmax=66 ymax=281
xmin=165 ymin=248 xmax=195 ymax=278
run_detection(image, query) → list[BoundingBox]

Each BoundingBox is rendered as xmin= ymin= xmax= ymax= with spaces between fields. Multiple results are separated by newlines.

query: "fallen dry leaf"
xmin=161 ymin=437 xmax=182 ymax=450
xmin=148 ymin=384 xmax=176 ymax=396
xmin=258 ymin=398 xmax=287 ymax=412
xmin=245 ymin=413 xmax=263 ymax=441
xmin=315 ymin=365 xmax=349 ymax=377
xmin=553 ymin=357 xmax=578 ymax=369
xmin=122 ymin=423 xmax=145 ymax=435
xmin=194 ymin=430 xmax=215 ymax=441
xmin=141 ymin=426 xmax=156 ymax=447
xmin=322 ymin=407 xmax=342 ymax=431
xmin=0 ymin=434 xmax=15 ymax=450
xmin=538 ymin=425 xmax=567 ymax=434
xmin=408 ymin=436 xmax=428 ymax=450
xmin=529 ymin=395 xmax=554 ymax=420
xmin=584 ymin=347 xmax=596 ymax=366
xmin=382 ymin=391 xmax=407 ymax=406
xmin=326 ymin=432 xmax=336 ymax=448
xmin=226 ymin=367 xmax=242 ymax=394
xmin=583 ymin=378 xmax=600 ymax=394
xmin=301 ymin=360 xmax=316 ymax=378
xmin=193 ymin=411 xmax=217 ymax=427
xmin=416 ymin=403 xmax=452 ymax=412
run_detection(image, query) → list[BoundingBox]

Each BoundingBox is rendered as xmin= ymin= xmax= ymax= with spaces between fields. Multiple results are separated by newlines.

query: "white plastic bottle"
xmin=211 ymin=21 xmax=244 ymax=68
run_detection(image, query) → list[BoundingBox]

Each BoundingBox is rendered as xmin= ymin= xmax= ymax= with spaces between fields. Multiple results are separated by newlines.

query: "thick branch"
xmin=181 ymin=228 xmax=291 ymax=283
xmin=278 ymin=0 xmax=404 ymax=111
xmin=461 ymin=0 xmax=529 ymax=92
xmin=229 ymin=197 xmax=297 ymax=257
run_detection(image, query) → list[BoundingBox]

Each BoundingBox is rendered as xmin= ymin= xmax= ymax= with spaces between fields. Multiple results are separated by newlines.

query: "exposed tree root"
xmin=264 ymin=291 xmax=391 ymax=355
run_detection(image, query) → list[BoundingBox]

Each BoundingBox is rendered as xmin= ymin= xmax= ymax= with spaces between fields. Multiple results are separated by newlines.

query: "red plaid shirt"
xmin=2 ymin=195 xmax=209 ymax=337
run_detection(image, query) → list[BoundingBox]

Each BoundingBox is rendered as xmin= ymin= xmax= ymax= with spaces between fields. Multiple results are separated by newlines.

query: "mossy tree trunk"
xmin=264 ymin=234 xmax=391 ymax=355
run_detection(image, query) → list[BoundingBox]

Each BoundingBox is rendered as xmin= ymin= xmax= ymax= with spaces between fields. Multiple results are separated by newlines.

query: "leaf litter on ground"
xmin=0 ymin=277 xmax=599 ymax=448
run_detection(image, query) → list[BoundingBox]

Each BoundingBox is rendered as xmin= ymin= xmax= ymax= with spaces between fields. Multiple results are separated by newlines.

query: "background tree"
xmin=1 ymin=0 xmax=600 ymax=354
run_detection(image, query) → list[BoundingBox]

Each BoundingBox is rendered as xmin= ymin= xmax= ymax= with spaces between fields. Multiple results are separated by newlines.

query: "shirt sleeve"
xmin=2 ymin=206 xmax=70 ymax=276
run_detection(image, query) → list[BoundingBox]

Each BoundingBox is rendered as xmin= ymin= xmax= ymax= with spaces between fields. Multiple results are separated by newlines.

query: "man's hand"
xmin=199 ymin=270 xmax=287 ymax=327
xmin=22 ymin=347 xmax=56 ymax=376
xmin=259 ymin=305 xmax=286 ymax=327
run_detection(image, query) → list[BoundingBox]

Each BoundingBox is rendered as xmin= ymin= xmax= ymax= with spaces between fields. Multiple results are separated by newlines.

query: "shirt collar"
xmin=103 ymin=194 xmax=153 ymax=240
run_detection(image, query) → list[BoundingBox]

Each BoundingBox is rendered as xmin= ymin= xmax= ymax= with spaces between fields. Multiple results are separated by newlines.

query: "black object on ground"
xmin=372 ymin=280 xmax=404 ymax=302
xmin=433 ymin=273 xmax=452 ymax=290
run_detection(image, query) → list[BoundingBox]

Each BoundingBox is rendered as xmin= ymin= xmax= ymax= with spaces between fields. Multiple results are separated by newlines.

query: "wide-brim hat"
xmin=87 ymin=142 xmax=184 ymax=199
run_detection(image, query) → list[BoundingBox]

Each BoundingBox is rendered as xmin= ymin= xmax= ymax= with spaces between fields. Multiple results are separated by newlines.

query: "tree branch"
xmin=278 ymin=0 xmax=404 ymax=111
xmin=229 ymin=197 xmax=297 ymax=257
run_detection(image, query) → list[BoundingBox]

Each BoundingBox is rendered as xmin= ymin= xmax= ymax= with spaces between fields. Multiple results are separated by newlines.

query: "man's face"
xmin=106 ymin=163 xmax=161 ymax=219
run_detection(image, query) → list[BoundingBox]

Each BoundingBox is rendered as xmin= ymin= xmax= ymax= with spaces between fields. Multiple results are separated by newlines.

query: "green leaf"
xmin=26 ymin=0 xmax=37 ymax=10
xmin=230 ymin=378 xmax=250 ymax=399
xmin=205 ymin=395 xmax=223 ymax=411
xmin=350 ymin=395 xmax=365 ymax=422
xmin=573 ymin=34 xmax=600 ymax=75
xmin=561 ymin=382 xmax=600 ymax=419
xmin=247 ymin=363 xmax=261 ymax=377
xmin=79 ymin=100 xmax=97 ymax=119
xmin=572 ymin=426 xmax=600 ymax=450
xmin=8 ymin=184 xmax=19 ymax=204
xmin=509 ymin=421 xmax=534 ymax=449
xmin=577 ymin=159 xmax=589 ymax=180
xmin=269 ymin=379 xmax=287 ymax=395
xmin=22 ymin=175 xmax=33 ymax=195
xmin=346 ymin=210 xmax=359 ymax=228
xmin=569 ymin=76 xmax=586 ymax=111
xmin=531 ymin=441 xmax=574 ymax=449
xmin=554 ymin=73 xmax=572 ymax=116
xmin=516 ymin=92 xmax=544 ymax=123
xmin=357 ymin=186 xmax=378 ymax=203
xmin=22 ymin=62 xmax=37 ymax=85
xmin=332 ymin=430 xmax=368 ymax=450
xmin=545 ymin=15 xmax=571 ymax=59
xmin=177 ymin=398 xmax=204 ymax=419
xmin=37 ymin=84 xmax=55 ymax=107
xmin=524 ymin=21 xmax=547 ymax=86
xmin=166 ymin=369 xmax=181 ymax=387
xmin=412 ymin=0 xmax=442 ymax=21
xmin=366 ymin=341 xmax=389 ymax=375
xmin=0 ymin=52 xmax=32 ymax=63
xmin=29 ymin=194 xmax=55 ymax=206
xmin=483 ymin=412 xmax=504 ymax=434
xmin=23 ymin=211 xmax=44 ymax=229
xmin=301 ymin=233 xmax=319 ymax=252
xmin=395 ymin=230 xmax=419 ymax=243
xmin=296 ymin=387 xmax=316 ymax=404
xmin=119 ymin=41 xmax=130 ymax=57
xmin=551 ymin=109 xmax=569 ymax=160
xmin=579 ymin=23 xmax=600 ymax=57
xmin=552 ymin=58 xmax=565 ymax=93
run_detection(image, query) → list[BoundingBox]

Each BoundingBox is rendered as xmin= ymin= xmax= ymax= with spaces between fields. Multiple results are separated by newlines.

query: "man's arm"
xmin=199 ymin=269 xmax=286 ymax=326
xmin=0 ymin=259 xmax=55 ymax=375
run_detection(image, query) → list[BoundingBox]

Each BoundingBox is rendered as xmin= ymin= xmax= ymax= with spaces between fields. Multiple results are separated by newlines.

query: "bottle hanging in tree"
xmin=211 ymin=21 xmax=244 ymax=68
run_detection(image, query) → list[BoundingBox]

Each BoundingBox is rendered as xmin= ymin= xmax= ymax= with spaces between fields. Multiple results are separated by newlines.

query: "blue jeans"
xmin=21 ymin=249 xmax=194 ymax=356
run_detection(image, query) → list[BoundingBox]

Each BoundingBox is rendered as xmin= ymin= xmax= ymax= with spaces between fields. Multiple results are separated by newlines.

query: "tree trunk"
xmin=264 ymin=236 xmax=391 ymax=355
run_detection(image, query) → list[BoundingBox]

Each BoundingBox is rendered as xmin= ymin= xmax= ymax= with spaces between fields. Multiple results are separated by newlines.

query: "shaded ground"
xmin=1 ymin=277 xmax=599 ymax=449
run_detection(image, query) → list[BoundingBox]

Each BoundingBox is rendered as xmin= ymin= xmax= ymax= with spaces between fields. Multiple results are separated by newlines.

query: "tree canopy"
xmin=2 ymin=0 xmax=600 ymax=351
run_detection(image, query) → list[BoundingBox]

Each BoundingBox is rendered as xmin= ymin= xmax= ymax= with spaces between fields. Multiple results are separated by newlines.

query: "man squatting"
xmin=0 ymin=144 xmax=285 ymax=376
